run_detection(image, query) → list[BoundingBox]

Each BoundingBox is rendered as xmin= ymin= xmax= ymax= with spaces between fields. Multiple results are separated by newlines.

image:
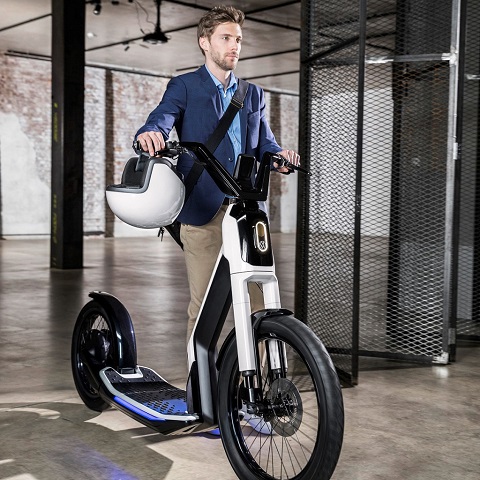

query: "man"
xmin=135 ymin=5 xmax=300 ymax=341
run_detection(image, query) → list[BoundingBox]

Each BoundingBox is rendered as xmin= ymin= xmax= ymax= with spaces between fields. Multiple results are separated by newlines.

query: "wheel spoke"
xmin=233 ymin=338 xmax=320 ymax=478
xmin=218 ymin=316 xmax=344 ymax=479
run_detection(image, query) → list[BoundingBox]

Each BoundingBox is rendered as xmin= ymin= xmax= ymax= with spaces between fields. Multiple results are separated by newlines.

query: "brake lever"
xmin=274 ymin=155 xmax=311 ymax=176
xmin=133 ymin=140 xmax=144 ymax=156
xmin=133 ymin=140 xmax=185 ymax=158
xmin=154 ymin=144 xmax=188 ymax=158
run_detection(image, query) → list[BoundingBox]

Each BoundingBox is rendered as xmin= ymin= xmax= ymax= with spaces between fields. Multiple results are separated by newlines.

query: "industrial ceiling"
xmin=0 ymin=0 xmax=301 ymax=94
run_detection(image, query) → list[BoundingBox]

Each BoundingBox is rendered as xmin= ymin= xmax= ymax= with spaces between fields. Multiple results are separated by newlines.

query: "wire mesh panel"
xmin=297 ymin=0 xmax=461 ymax=384
xmin=366 ymin=0 xmax=454 ymax=362
xmin=296 ymin=0 xmax=364 ymax=385
xmin=457 ymin=0 xmax=480 ymax=341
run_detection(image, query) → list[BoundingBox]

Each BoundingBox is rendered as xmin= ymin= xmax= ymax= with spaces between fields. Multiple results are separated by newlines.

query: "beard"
xmin=211 ymin=49 xmax=238 ymax=71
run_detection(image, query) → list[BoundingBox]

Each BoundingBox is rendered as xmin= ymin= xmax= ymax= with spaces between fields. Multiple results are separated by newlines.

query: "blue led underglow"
xmin=114 ymin=396 xmax=165 ymax=421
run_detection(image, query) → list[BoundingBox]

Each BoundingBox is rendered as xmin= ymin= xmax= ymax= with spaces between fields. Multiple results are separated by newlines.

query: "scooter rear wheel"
xmin=71 ymin=300 xmax=118 ymax=412
xmin=217 ymin=315 xmax=344 ymax=480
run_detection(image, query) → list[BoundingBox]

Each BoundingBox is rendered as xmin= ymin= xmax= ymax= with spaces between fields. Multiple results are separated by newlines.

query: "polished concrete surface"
xmin=0 ymin=235 xmax=479 ymax=480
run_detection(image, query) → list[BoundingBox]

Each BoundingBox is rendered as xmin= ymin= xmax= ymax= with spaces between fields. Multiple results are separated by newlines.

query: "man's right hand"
xmin=136 ymin=131 xmax=166 ymax=156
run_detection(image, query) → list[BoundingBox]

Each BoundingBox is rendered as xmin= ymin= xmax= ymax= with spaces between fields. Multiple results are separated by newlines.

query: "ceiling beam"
xmin=86 ymin=0 xmax=300 ymax=53
xmin=1 ymin=1 xmax=302 ymax=68
xmin=0 ymin=13 xmax=51 ymax=33
xmin=243 ymin=69 xmax=299 ymax=81
xmin=176 ymin=47 xmax=300 ymax=72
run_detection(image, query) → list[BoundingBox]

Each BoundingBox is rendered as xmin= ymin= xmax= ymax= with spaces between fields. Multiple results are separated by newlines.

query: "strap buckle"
xmin=231 ymin=97 xmax=244 ymax=109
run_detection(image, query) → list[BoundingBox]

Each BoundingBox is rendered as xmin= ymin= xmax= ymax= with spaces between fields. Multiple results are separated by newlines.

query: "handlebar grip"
xmin=133 ymin=140 xmax=182 ymax=158
xmin=272 ymin=154 xmax=311 ymax=176
xmin=154 ymin=141 xmax=180 ymax=157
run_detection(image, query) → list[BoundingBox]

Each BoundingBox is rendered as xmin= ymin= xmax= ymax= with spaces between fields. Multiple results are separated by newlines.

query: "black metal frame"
xmin=456 ymin=0 xmax=480 ymax=342
xmin=296 ymin=0 xmax=472 ymax=385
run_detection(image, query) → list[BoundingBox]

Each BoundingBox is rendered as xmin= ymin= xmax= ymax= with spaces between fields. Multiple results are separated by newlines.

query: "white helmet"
xmin=106 ymin=156 xmax=185 ymax=229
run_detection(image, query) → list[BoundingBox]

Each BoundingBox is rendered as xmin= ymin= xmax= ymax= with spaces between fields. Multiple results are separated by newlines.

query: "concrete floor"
xmin=0 ymin=234 xmax=479 ymax=480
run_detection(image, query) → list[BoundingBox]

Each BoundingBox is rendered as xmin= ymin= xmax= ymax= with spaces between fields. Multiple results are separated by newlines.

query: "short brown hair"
xmin=197 ymin=5 xmax=245 ymax=55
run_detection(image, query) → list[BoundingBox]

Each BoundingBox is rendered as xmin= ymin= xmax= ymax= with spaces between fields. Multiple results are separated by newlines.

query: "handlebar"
xmin=270 ymin=153 xmax=311 ymax=176
xmin=133 ymin=140 xmax=309 ymax=201
xmin=133 ymin=140 xmax=181 ymax=159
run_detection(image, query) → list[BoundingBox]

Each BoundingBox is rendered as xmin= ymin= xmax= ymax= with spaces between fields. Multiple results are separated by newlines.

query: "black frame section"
xmin=189 ymin=255 xmax=232 ymax=426
xmin=456 ymin=0 xmax=480 ymax=342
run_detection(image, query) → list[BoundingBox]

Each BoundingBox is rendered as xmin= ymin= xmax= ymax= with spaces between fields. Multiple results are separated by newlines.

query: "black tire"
xmin=71 ymin=300 xmax=118 ymax=412
xmin=217 ymin=315 xmax=344 ymax=480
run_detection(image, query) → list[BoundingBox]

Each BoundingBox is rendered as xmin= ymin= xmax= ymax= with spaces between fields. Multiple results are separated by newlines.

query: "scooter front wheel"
xmin=217 ymin=315 xmax=344 ymax=480
xmin=71 ymin=300 xmax=118 ymax=412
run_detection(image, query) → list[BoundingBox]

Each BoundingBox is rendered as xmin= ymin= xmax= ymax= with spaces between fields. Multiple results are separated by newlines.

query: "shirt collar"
xmin=205 ymin=64 xmax=237 ymax=92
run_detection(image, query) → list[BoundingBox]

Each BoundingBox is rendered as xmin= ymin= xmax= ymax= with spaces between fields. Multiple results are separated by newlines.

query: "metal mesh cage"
xmin=297 ymin=0 xmax=465 ymax=384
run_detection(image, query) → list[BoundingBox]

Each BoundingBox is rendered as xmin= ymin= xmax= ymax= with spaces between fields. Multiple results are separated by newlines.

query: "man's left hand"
xmin=274 ymin=149 xmax=301 ymax=173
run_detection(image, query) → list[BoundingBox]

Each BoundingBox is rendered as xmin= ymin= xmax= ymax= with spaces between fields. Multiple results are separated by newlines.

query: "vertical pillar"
xmin=51 ymin=0 xmax=85 ymax=268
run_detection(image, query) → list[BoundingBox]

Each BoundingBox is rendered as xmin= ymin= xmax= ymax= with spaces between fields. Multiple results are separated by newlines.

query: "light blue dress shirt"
xmin=205 ymin=65 xmax=242 ymax=163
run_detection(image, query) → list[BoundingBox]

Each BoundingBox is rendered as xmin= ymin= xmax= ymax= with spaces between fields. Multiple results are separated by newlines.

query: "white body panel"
xmin=188 ymin=204 xmax=282 ymax=373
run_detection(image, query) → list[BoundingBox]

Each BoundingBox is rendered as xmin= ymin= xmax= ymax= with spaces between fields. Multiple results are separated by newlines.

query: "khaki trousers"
xmin=180 ymin=205 xmax=264 ymax=342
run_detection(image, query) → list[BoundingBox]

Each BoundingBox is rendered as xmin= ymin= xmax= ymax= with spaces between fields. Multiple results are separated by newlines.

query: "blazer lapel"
xmin=197 ymin=65 xmax=223 ymax=118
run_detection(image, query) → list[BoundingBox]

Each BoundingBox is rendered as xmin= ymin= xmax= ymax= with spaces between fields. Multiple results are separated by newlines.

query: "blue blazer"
xmin=135 ymin=66 xmax=281 ymax=226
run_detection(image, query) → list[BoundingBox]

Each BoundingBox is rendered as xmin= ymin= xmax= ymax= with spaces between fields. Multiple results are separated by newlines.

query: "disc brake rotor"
xmin=266 ymin=377 xmax=303 ymax=437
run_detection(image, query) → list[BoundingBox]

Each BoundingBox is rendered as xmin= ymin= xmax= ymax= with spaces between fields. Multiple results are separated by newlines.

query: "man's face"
xmin=200 ymin=22 xmax=242 ymax=71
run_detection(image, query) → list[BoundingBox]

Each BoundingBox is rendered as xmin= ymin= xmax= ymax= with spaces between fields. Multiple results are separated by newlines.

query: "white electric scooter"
xmin=71 ymin=141 xmax=344 ymax=480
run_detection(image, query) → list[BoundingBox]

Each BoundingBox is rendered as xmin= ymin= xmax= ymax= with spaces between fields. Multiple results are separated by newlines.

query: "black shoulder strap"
xmin=183 ymin=78 xmax=249 ymax=200
xmin=205 ymin=78 xmax=248 ymax=154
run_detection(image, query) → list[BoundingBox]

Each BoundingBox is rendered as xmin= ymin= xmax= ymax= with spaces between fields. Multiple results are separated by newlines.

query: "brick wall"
xmin=266 ymin=91 xmax=300 ymax=233
xmin=106 ymin=71 xmax=171 ymax=237
xmin=85 ymin=67 xmax=106 ymax=234
xmin=0 ymin=53 xmax=298 ymax=236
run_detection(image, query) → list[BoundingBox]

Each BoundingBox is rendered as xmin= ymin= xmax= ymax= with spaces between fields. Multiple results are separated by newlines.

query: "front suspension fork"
xmin=240 ymin=336 xmax=288 ymax=412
